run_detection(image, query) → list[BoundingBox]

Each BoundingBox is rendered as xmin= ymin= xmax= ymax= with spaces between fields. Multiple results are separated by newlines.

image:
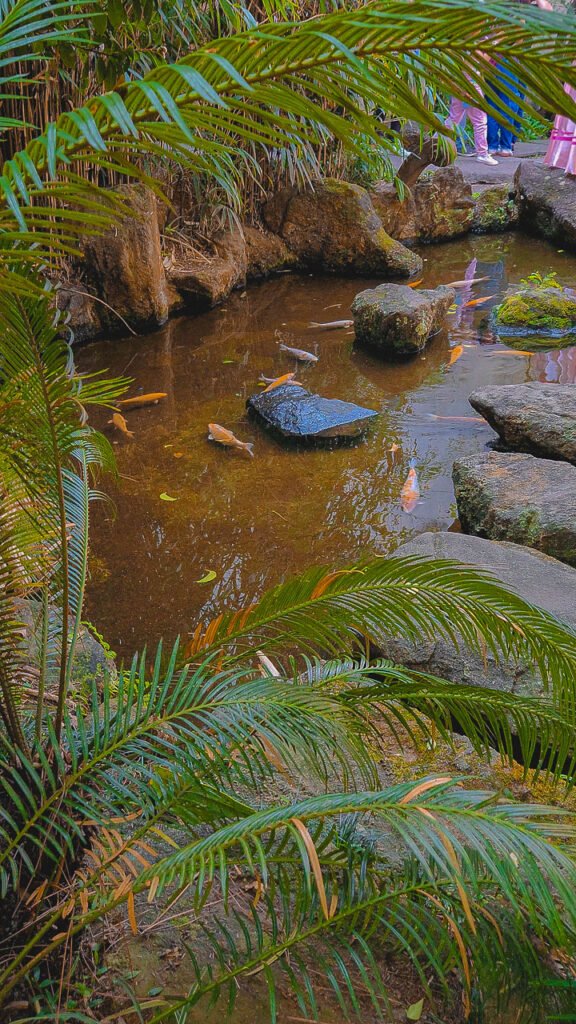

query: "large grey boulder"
xmin=515 ymin=161 xmax=576 ymax=251
xmin=469 ymin=382 xmax=576 ymax=464
xmin=453 ymin=451 xmax=576 ymax=566
xmin=263 ymin=179 xmax=422 ymax=277
xmin=247 ymin=383 xmax=378 ymax=442
xmin=373 ymin=531 xmax=576 ymax=699
xmin=352 ymin=283 xmax=455 ymax=356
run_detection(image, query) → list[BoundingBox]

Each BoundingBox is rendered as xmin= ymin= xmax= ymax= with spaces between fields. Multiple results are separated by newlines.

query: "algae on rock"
xmin=494 ymin=277 xmax=576 ymax=340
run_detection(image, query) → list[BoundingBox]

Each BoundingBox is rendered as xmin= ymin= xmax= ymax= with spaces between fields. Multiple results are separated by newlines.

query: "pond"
xmin=78 ymin=231 xmax=576 ymax=659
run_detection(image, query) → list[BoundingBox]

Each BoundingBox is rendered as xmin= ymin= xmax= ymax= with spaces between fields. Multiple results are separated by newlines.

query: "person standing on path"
xmin=444 ymin=85 xmax=498 ymax=166
xmin=487 ymin=0 xmax=553 ymax=157
xmin=545 ymin=80 xmax=576 ymax=176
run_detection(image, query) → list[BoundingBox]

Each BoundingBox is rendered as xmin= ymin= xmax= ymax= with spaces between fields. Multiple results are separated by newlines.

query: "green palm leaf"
xmin=1 ymin=0 xmax=575 ymax=287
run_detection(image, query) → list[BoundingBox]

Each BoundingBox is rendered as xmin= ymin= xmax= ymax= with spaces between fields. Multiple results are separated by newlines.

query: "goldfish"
xmin=108 ymin=413 xmax=134 ymax=438
xmin=259 ymin=372 xmax=301 ymax=390
xmin=118 ymin=392 xmax=167 ymax=409
xmin=445 ymin=276 xmax=489 ymax=288
xmin=462 ymin=295 xmax=496 ymax=308
xmin=448 ymin=345 xmax=464 ymax=365
xmin=400 ymin=458 xmax=420 ymax=514
xmin=489 ymin=349 xmax=533 ymax=357
xmin=428 ymin=414 xmax=486 ymax=423
xmin=264 ymin=376 xmax=302 ymax=392
xmin=208 ymin=423 xmax=254 ymax=458
xmin=279 ymin=343 xmax=319 ymax=362
xmin=309 ymin=319 xmax=353 ymax=330
xmin=407 ymin=279 xmax=423 ymax=288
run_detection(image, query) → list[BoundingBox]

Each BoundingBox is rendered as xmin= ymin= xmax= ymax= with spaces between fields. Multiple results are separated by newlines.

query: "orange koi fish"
xmin=208 ymin=423 xmax=254 ymax=458
xmin=118 ymin=392 xmax=167 ymax=409
xmin=279 ymin=343 xmax=319 ymax=362
xmin=489 ymin=349 xmax=533 ymax=357
xmin=400 ymin=458 xmax=420 ymax=514
xmin=108 ymin=413 xmax=134 ymax=438
xmin=407 ymin=279 xmax=423 ymax=288
xmin=463 ymin=295 xmax=496 ymax=308
xmin=445 ymin=276 xmax=489 ymax=288
xmin=259 ymin=372 xmax=301 ymax=391
xmin=308 ymin=319 xmax=353 ymax=330
xmin=448 ymin=345 xmax=464 ymax=365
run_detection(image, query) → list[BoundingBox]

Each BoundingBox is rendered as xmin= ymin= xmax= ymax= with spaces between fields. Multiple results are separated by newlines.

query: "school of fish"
xmin=107 ymin=266 xmax=529 ymax=522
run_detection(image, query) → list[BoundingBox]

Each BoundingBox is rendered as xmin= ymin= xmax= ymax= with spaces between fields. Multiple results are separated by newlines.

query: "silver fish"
xmin=308 ymin=319 xmax=353 ymax=330
xmin=279 ymin=343 xmax=319 ymax=363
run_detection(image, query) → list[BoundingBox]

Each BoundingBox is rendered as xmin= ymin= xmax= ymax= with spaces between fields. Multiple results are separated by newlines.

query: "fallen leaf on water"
xmin=196 ymin=569 xmax=217 ymax=583
xmin=406 ymin=998 xmax=424 ymax=1021
xmin=222 ymin=358 xmax=235 ymax=364
xmin=160 ymin=492 xmax=177 ymax=501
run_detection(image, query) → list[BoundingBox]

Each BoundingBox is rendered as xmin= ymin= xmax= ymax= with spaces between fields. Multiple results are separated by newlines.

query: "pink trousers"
xmin=445 ymin=96 xmax=488 ymax=157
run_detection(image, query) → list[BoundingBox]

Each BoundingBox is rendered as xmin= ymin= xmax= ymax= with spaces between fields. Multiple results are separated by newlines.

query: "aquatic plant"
xmin=2 ymin=0 xmax=576 ymax=1019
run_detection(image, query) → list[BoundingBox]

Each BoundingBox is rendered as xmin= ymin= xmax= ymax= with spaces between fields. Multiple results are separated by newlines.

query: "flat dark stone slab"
xmin=469 ymin=382 xmax=576 ymax=464
xmin=247 ymin=383 xmax=378 ymax=442
xmin=453 ymin=450 xmax=576 ymax=566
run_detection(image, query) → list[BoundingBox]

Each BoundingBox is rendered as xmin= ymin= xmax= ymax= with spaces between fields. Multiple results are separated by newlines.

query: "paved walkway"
xmin=389 ymin=140 xmax=548 ymax=187
xmin=455 ymin=140 xmax=548 ymax=186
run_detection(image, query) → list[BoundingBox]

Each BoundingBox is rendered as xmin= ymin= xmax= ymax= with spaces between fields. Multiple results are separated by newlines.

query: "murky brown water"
xmin=78 ymin=232 xmax=576 ymax=658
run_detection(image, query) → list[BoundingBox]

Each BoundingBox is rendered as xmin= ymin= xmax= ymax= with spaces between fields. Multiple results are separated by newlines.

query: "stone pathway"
xmin=454 ymin=140 xmax=548 ymax=187
xmin=390 ymin=140 xmax=548 ymax=187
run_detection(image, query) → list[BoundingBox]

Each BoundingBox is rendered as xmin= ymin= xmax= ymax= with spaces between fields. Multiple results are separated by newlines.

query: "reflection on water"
xmin=77 ymin=232 xmax=576 ymax=657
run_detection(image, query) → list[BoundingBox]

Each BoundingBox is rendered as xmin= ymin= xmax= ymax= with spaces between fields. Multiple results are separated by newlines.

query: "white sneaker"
xmin=477 ymin=154 xmax=499 ymax=165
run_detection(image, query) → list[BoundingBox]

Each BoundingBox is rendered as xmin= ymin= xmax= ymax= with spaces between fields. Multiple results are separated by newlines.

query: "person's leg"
xmin=468 ymin=105 xmax=489 ymax=157
xmin=487 ymin=112 xmax=501 ymax=152
xmin=486 ymin=82 xmax=505 ymax=152
xmin=499 ymin=85 xmax=523 ymax=153
xmin=445 ymin=96 xmax=466 ymax=129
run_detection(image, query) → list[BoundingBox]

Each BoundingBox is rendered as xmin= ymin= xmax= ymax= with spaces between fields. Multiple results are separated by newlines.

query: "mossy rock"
xmin=352 ymin=282 xmax=455 ymax=356
xmin=493 ymin=285 xmax=576 ymax=338
xmin=262 ymin=178 xmax=422 ymax=277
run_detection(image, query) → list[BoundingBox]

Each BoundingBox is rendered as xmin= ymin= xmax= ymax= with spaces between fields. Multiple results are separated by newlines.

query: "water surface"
xmin=78 ymin=232 xmax=576 ymax=657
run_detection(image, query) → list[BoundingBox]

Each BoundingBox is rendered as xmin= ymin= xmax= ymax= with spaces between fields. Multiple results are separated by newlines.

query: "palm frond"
xmin=0 ymin=287 xmax=127 ymax=741
xmin=182 ymin=558 xmax=576 ymax=715
xmin=0 ymin=0 xmax=575 ymax=285
xmin=299 ymin=656 xmax=576 ymax=783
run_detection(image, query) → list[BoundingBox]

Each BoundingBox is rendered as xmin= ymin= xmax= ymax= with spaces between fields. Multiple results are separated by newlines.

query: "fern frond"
xmin=0 ymin=0 xmax=575 ymax=282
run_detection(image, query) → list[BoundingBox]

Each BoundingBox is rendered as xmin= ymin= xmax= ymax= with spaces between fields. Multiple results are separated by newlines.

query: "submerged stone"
xmin=351 ymin=283 xmax=455 ymax=356
xmin=247 ymin=383 xmax=378 ymax=442
xmin=469 ymin=382 xmax=576 ymax=464
xmin=453 ymin=450 xmax=576 ymax=566
xmin=371 ymin=532 xmax=576 ymax=701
